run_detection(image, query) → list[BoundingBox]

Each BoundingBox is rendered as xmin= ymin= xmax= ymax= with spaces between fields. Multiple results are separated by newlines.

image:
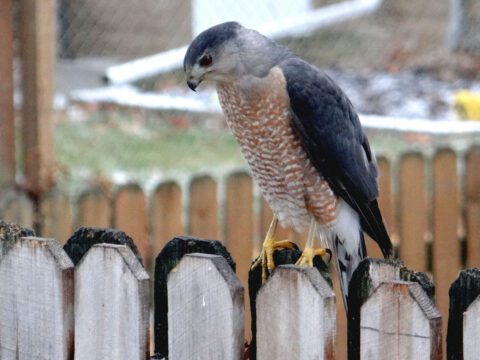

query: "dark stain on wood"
xmin=153 ymin=236 xmax=235 ymax=359
xmin=63 ymin=226 xmax=142 ymax=265
xmin=447 ymin=268 xmax=480 ymax=359
xmin=248 ymin=245 xmax=330 ymax=360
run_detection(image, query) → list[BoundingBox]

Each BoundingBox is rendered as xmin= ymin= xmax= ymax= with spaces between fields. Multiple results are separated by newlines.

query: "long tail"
xmin=328 ymin=232 xmax=366 ymax=313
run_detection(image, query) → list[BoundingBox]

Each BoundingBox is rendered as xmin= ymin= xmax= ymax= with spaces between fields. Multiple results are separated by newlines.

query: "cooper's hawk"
xmin=184 ymin=22 xmax=392 ymax=310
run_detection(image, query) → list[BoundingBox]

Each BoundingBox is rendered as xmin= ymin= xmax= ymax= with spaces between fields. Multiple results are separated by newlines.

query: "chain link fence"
xmin=38 ymin=0 xmax=480 ymax=183
xmin=54 ymin=0 xmax=461 ymax=67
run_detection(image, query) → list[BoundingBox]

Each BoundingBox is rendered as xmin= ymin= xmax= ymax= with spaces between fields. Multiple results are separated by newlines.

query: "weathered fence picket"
xmin=447 ymin=268 xmax=480 ymax=360
xmin=114 ymin=184 xmax=151 ymax=269
xmin=75 ymin=243 xmax=150 ymax=360
xmin=360 ymin=281 xmax=442 ymax=360
xmin=256 ymin=265 xmax=336 ymax=360
xmin=77 ymin=186 xmax=112 ymax=229
xmin=463 ymin=295 xmax=480 ymax=360
xmin=189 ymin=175 xmax=219 ymax=239
xmin=167 ymin=253 xmax=244 ymax=360
xmin=465 ymin=147 xmax=480 ymax=267
xmin=348 ymin=258 xmax=404 ymax=359
xmin=0 ymin=234 xmax=74 ymax=359
xmin=398 ymin=153 xmax=428 ymax=272
xmin=433 ymin=149 xmax=461 ymax=338
xmin=151 ymin=181 xmax=183 ymax=257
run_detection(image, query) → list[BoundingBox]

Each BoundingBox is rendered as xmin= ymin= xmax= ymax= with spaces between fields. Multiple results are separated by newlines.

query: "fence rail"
xmin=1 ymin=222 xmax=480 ymax=359
xmin=1 ymin=146 xmax=480 ymax=357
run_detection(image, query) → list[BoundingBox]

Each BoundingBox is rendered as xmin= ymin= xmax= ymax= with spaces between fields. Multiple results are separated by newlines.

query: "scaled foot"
xmin=251 ymin=216 xmax=293 ymax=283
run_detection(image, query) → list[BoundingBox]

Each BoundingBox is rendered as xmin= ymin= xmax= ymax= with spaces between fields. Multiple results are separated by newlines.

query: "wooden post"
xmin=114 ymin=184 xmax=151 ymax=269
xmin=248 ymin=243 xmax=324 ymax=360
xmin=256 ymin=265 xmax=336 ymax=359
xmin=154 ymin=236 xmax=235 ymax=358
xmin=189 ymin=175 xmax=219 ymax=239
xmin=447 ymin=268 xmax=480 ymax=359
xmin=151 ymin=181 xmax=183 ymax=257
xmin=433 ymin=150 xmax=460 ymax=345
xmin=167 ymin=254 xmax=244 ymax=360
xmin=0 ymin=236 xmax=74 ymax=359
xmin=75 ymin=244 xmax=150 ymax=360
xmin=0 ymin=0 xmax=15 ymax=190
xmin=19 ymin=0 xmax=56 ymax=194
xmin=347 ymin=258 xmax=404 ymax=359
xmin=360 ymin=281 xmax=442 ymax=359
xmin=465 ymin=147 xmax=480 ymax=267
xmin=398 ymin=153 xmax=428 ymax=272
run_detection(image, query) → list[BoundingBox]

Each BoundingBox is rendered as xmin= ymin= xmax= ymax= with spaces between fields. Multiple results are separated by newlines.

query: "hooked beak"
xmin=187 ymin=76 xmax=201 ymax=92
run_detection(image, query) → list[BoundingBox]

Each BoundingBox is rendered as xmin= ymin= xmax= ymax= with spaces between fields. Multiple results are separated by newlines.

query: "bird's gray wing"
xmin=279 ymin=58 xmax=392 ymax=258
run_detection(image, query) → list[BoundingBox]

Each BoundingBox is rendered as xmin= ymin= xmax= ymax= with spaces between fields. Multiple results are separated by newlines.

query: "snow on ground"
xmin=70 ymin=67 xmax=480 ymax=132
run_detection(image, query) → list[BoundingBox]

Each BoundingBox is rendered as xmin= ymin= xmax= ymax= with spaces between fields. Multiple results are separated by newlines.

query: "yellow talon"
xmin=295 ymin=246 xmax=327 ymax=267
xmin=295 ymin=218 xmax=330 ymax=268
xmin=251 ymin=217 xmax=293 ymax=283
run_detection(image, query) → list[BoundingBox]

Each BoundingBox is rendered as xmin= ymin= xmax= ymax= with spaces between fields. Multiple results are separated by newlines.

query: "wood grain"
xmin=0 ymin=236 xmax=74 ymax=359
xmin=151 ymin=181 xmax=183 ymax=258
xmin=167 ymin=254 xmax=244 ymax=360
xmin=398 ymin=153 xmax=427 ymax=271
xmin=360 ymin=281 xmax=442 ymax=360
xmin=432 ymin=150 xmax=460 ymax=345
xmin=256 ymin=265 xmax=336 ymax=359
xmin=188 ymin=175 xmax=218 ymax=239
xmin=75 ymin=244 xmax=150 ymax=360
xmin=465 ymin=147 xmax=480 ymax=267
xmin=19 ymin=0 xmax=56 ymax=194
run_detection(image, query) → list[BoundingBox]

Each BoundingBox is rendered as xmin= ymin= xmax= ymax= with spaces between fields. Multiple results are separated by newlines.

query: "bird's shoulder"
xmin=278 ymin=57 xmax=358 ymax=126
xmin=278 ymin=57 xmax=378 ymax=202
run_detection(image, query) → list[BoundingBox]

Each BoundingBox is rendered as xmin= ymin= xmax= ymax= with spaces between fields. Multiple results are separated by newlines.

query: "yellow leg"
xmin=295 ymin=218 xmax=329 ymax=267
xmin=251 ymin=216 xmax=293 ymax=283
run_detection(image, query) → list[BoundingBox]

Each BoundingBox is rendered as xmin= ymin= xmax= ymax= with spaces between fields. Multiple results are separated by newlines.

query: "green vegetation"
xmin=55 ymin=114 xmax=244 ymax=178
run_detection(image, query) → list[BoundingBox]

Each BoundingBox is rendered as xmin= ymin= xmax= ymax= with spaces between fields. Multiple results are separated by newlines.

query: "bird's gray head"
xmin=184 ymin=21 xmax=292 ymax=91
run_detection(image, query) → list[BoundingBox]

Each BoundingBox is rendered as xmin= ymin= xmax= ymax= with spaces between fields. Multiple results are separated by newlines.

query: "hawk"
xmin=184 ymin=22 xmax=392 ymax=310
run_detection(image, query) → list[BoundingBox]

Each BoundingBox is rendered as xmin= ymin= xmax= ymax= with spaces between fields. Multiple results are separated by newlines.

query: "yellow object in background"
xmin=454 ymin=91 xmax=480 ymax=121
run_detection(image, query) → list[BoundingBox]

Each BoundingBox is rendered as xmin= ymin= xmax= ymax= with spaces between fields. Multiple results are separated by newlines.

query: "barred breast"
xmin=216 ymin=67 xmax=338 ymax=232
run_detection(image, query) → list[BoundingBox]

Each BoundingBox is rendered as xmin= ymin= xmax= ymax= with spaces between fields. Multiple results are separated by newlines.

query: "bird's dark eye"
xmin=199 ymin=54 xmax=213 ymax=67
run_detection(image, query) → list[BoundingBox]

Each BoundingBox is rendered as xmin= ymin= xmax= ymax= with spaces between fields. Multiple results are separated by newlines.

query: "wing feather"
xmin=279 ymin=58 xmax=392 ymax=257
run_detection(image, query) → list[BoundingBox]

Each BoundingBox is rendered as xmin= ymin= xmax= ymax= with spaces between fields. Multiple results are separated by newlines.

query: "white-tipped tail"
xmin=328 ymin=199 xmax=366 ymax=312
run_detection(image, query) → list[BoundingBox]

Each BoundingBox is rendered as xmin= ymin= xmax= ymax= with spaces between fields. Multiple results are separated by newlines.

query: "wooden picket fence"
xmin=0 ymin=222 xmax=480 ymax=359
xmin=0 ymin=147 xmax=480 ymax=358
